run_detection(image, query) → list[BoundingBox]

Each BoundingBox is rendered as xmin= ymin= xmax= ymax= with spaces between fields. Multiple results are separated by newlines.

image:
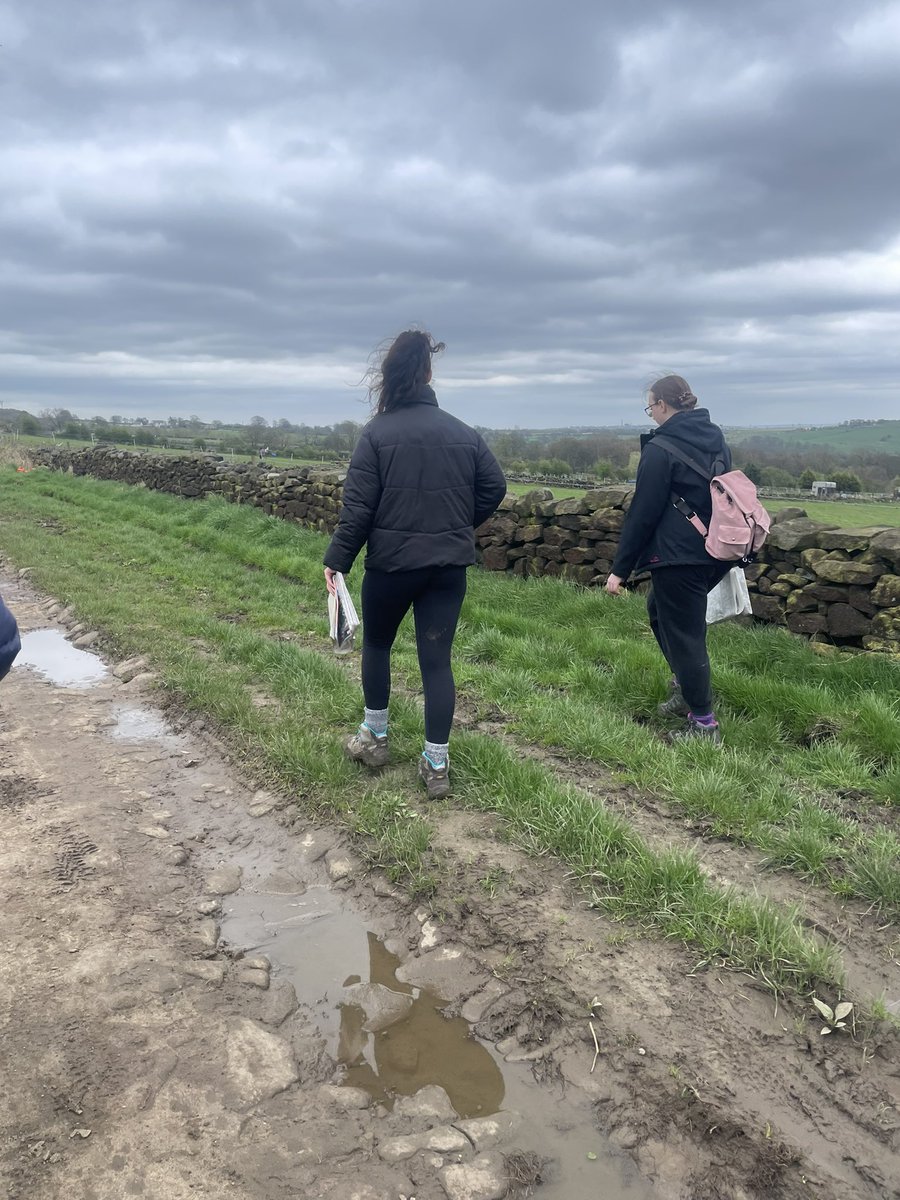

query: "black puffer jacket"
xmin=323 ymin=387 xmax=507 ymax=574
xmin=0 ymin=593 xmax=21 ymax=681
xmin=611 ymin=409 xmax=732 ymax=579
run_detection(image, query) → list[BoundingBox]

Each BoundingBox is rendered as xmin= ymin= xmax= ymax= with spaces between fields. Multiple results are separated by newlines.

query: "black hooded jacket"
xmin=611 ymin=409 xmax=732 ymax=579
xmin=323 ymin=386 xmax=507 ymax=574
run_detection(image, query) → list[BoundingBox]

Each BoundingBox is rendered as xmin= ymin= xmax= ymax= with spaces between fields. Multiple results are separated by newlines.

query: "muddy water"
xmin=223 ymin=892 xmax=505 ymax=1117
xmin=15 ymin=629 xmax=108 ymax=688
xmin=109 ymin=705 xmax=185 ymax=748
xmin=222 ymin=890 xmax=650 ymax=1199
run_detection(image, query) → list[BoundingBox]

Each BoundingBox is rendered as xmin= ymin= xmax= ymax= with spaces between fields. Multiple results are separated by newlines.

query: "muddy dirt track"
xmin=1 ymin=570 xmax=898 ymax=1200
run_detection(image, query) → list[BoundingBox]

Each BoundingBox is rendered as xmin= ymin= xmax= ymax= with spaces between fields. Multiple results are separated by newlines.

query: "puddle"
xmin=15 ymin=629 xmax=108 ymax=688
xmin=108 ymin=706 xmax=184 ymax=748
xmin=222 ymin=888 xmax=651 ymax=1199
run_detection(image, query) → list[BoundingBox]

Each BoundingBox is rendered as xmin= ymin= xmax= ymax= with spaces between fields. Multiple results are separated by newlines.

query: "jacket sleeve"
xmin=0 ymin=594 xmax=21 ymax=681
xmin=610 ymin=443 xmax=673 ymax=579
xmin=473 ymin=437 xmax=507 ymax=528
xmin=322 ymin=430 xmax=382 ymax=573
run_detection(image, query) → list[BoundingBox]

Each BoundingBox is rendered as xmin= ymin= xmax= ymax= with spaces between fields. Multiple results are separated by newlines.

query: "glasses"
xmin=644 ymin=399 xmax=660 ymax=417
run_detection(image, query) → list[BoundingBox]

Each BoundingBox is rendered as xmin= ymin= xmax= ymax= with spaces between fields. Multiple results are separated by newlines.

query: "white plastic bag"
xmin=327 ymin=572 xmax=360 ymax=654
xmin=706 ymin=567 xmax=752 ymax=624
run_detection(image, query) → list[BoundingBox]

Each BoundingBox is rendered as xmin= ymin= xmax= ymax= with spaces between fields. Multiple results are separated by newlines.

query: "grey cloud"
xmin=1 ymin=0 xmax=899 ymax=426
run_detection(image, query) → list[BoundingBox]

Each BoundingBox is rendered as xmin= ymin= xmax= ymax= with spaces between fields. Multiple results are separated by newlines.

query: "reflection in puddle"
xmin=16 ymin=629 xmax=108 ymax=688
xmin=221 ymin=889 xmax=503 ymax=1116
xmin=340 ymin=934 xmax=505 ymax=1117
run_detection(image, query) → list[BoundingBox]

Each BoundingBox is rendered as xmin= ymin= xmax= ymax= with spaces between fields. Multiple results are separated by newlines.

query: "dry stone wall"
xmin=28 ymin=446 xmax=900 ymax=654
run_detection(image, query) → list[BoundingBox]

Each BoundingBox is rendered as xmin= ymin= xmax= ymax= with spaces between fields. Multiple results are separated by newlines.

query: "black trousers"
xmin=646 ymin=563 xmax=731 ymax=717
xmin=361 ymin=565 xmax=468 ymax=744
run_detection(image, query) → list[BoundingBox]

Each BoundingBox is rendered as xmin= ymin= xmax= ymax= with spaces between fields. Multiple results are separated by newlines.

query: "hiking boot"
xmin=667 ymin=715 xmax=722 ymax=746
xmin=657 ymin=681 xmax=690 ymax=718
xmin=344 ymin=725 xmax=389 ymax=768
xmin=417 ymin=754 xmax=451 ymax=800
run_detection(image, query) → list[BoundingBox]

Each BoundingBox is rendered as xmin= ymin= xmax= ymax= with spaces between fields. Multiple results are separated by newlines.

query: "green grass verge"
xmin=0 ymin=467 xmax=853 ymax=992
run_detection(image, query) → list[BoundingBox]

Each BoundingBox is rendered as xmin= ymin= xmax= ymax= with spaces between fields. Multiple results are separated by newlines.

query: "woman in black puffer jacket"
xmin=323 ymin=331 xmax=506 ymax=797
xmin=606 ymin=375 xmax=732 ymax=743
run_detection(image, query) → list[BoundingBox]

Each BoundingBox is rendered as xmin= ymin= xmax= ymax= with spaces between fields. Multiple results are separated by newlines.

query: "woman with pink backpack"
xmin=605 ymin=375 xmax=739 ymax=744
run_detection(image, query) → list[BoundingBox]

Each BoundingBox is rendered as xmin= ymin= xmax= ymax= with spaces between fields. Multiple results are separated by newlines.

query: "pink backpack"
xmin=653 ymin=436 xmax=771 ymax=562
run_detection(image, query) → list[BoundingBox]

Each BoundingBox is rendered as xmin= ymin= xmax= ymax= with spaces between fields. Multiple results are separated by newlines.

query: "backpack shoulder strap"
xmin=650 ymin=434 xmax=714 ymax=481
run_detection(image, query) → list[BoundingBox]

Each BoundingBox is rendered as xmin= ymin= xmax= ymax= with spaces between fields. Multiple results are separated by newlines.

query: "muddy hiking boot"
xmin=417 ymin=754 xmax=451 ymax=800
xmin=343 ymin=724 xmax=390 ymax=768
xmin=657 ymin=678 xmax=690 ymax=718
xmin=667 ymin=715 xmax=723 ymax=746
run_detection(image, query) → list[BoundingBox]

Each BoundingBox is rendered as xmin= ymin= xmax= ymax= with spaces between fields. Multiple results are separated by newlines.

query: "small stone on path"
xmin=440 ymin=1152 xmax=508 ymax=1200
xmin=205 ymin=865 xmax=242 ymax=895
xmin=237 ymin=967 xmax=270 ymax=989
xmin=223 ymin=1017 xmax=298 ymax=1108
xmin=393 ymin=1085 xmax=456 ymax=1123
xmin=184 ymin=961 xmax=226 ymax=984
xmin=113 ymin=656 xmax=149 ymax=682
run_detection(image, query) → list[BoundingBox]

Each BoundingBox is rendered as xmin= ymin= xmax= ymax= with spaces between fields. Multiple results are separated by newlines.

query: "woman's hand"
xmin=605 ymin=573 xmax=624 ymax=596
xmin=324 ymin=568 xmax=338 ymax=596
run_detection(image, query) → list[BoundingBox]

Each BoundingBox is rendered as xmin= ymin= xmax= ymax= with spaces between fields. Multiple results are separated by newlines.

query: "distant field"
xmin=9 ymin=435 xmax=331 ymax=470
xmin=727 ymin=420 xmax=900 ymax=454
xmin=767 ymin=499 xmax=900 ymax=527
xmin=505 ymin=482 xmax=590 ymax=500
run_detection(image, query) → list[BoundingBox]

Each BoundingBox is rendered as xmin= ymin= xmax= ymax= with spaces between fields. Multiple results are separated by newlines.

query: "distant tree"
xmin=490 ymin=430 xmax=529 ymax=464
xmin=741 ymin=460 xmax=763 ymax=485
xmin=192 ymin=437 xmax=206 ymax=451
xmin=250 ymin=416 xmax=268 ymax=429
xmin=134 ymin=429 xmax=156 ymax=446
xmin=40 ymin=407 xmax=74 ymax=432
xmin=107 ymin=426 xmax=129 ymax=443
xmin=592 ymin=460 xmax=617 ymax=480
xmin=19 ymin=414 xmax=41 ymax=435
xmin=535 ymin=458 xmax=573 ymax=475
xmin=833 ymin=470 xmax=862 ymax=493
xmin=548 ymin=437 xmax=596 ymax=472
xmin=798 ymin=468 xmax=817 ymax=490
xmin=62 ymin=420 xmax=89 ymax=440
xmin=759 ymin=467 xmax=797 ymax=488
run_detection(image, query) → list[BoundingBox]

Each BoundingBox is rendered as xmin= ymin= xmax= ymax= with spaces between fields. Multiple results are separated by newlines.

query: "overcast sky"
xmin=2 ymin=0 xmax=899 ymax=429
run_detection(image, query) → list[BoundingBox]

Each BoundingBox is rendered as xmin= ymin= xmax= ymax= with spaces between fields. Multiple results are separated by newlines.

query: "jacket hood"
xmin=640 ymin=409 xmax=725 ymax=456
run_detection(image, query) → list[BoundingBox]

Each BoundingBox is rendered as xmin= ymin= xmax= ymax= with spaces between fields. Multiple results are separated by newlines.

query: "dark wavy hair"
xmin=369 ymin=330 xmax=445 ymax=415
xmin=650 ymin=374 xmax=698 ymax=411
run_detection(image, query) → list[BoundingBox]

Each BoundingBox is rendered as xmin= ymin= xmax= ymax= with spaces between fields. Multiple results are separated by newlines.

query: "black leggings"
xmin=647 ymin=563 xmax=732 ymax=717
xmin=361 ymin=566 xmax=468 ymax=744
